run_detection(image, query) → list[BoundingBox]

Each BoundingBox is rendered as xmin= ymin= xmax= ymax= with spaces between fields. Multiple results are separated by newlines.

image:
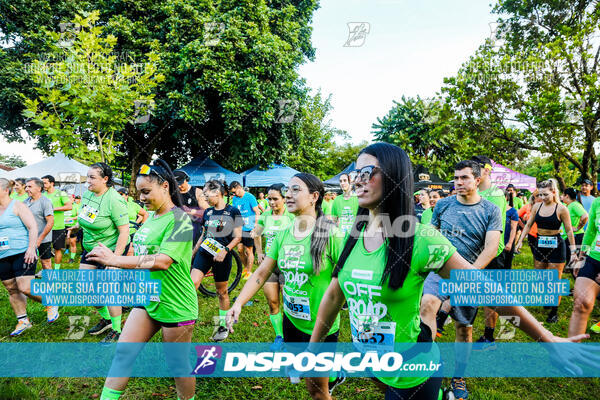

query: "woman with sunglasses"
xmin=251 ymin=183 xmax=294 ymax=350
xmin=227 ymin=173 xmax=345 ymax=398
xmin=307 ymin=143 xmax=593 ymax=400
xmin=191 ymin=179 xmax=242 ymax=342
xmin=78 ymin=162 xmax=130 ymax=343
xmin=87 ymin=159 xmax=197 ymax=400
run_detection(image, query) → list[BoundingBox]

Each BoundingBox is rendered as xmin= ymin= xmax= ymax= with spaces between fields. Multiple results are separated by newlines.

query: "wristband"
xmin=224 ymin=246 xmax=231 ymax=253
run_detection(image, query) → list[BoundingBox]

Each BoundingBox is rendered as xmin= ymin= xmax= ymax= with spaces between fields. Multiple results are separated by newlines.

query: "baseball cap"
xmin=582 ymin=179 xmax=593 ymax=186
xmin=471 ymin=155 xmax=493 ymax=170
xmin=174 ymin=170 xmax=190 ymax=185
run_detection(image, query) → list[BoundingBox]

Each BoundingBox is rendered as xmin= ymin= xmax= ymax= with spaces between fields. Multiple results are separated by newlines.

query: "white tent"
xmin=0 ymin=153 xmax=88 ymax=182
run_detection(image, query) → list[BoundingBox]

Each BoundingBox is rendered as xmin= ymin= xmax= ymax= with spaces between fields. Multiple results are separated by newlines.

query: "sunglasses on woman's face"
xmin=349 ymin=165 xmax=381 ymax=184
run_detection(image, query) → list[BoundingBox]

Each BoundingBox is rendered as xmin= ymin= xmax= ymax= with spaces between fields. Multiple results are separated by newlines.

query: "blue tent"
xmin=324 ymin=162 xmax=355 ymax=186
xmin=178 ymin=155 xmax=243 ymax=187
xmin=242 ymin=164 xmax=301 ymax=187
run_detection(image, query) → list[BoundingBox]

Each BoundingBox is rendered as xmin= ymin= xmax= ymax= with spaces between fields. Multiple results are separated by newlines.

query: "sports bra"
xmin=534 ymin=203 xmax=561 ymax=231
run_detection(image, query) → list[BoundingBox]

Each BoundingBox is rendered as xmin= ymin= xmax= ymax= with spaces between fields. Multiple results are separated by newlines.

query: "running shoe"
xmin=341 ymin=301 xmax=348 ymax=311
xmin=450 ymin=377 xmax=468 ymax=400
xmin=328 ymin=370 xmax=347 ymax=395
xmin=436 ymin=327 xmax=444 ymax=338
xmin=270 ymin=335 xmax=284 ymax=351
xmin=212 ymin=326 xmax=229 ymax=342
xmin=590 ymin=321 xmax=600 ymax=334
xmin=10 ymin=319 xmax=32 ymax=336
xmin=473 ymin=335 xmax=496 ymax=351
xmin=34 ymin=270 xmax=43 ymax=279
xmin=46 ymin=306 xmax=59 ymax=323
xmin=242 ymin=270 xmax=252 ymax=280
xmin=100 ymin=329 xmax=120 ymax=344
xmin=88 ymin=318 xmax=112 ymax=335
xmin=546 ymin=313 xmax=558 ymax=324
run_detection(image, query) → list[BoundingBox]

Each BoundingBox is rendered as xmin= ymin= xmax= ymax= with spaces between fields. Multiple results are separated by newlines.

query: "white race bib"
xmin=200 ymin=238 xmax=226 ymax=257
xmin=538 ymin=236 xmax=558 ymax=248
xmin=0 ymin=236 xmax=10 ymax=250
xmin=350 ymin=315 xmax=396 ymax=347
xmin=79 ymin=205 xmax=99 ymax=224
xmin=283 ymin=292 xmax=311 ymax=321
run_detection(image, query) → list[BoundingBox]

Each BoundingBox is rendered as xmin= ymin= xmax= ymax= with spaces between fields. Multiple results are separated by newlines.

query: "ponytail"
xmin=153 ymin=159 xmax=183 ymax=208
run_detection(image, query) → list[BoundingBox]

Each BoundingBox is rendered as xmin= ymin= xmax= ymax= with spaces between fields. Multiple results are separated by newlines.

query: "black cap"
xmin=506 ymin=183 xmax=515 ymax=189
xmin=471 ymin=155 xmax=493 ymax=169
xmin=174 ymin=170 xmax=190 ymax=184
xmin=582 ymin=179 xmax=593 ymax=186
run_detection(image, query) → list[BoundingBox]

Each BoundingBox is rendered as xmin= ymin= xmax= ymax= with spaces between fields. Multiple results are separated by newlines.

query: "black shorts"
xmin=266 ymin=267 xmax=284 ymax=285
xmin=578 ymin=256 xmax=600 ymax=284
xmin=133 ymin=306 xmax=197 ymax=328
xmin=192 ymin=249 xmax=232 ymax=282
xmin=240 ymin=234 xmax=254 ymax=248
xmin=66 ymin=226 xmax=79 ymax=238
xmin=52 ymin=229 xmax=67 ymax=250
xmin=485 ymin=253 xmax=506 ymax=270
xmin=80 ymin=244 xmax=130 ymax=269
xmin=0 ymin=252 xmax=36 ymax=280
xmin=282 ymin=313 xmax=339 ymax=343
xmin=77 ymin=229 xmax=83 ymax=243
xmin=38 ymin=242 xmax=53 ymax=260
xmin=449 ymin=305 xmax=478 ymax=326
xmin=531 ymin=234 xmax=566 ymax=263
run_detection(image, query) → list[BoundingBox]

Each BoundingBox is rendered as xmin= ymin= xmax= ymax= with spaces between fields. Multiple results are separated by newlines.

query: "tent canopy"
xmin=413 ymin=165 xmax=453 ymax=192
xmin=0 ymin=153 xmax=89 ymax=182
xmin=242 ymin=164 xmax=301 ymax=187
xmin=324 ymin=162 xmax=355 ymax=186
xmin=491 ymin=160 xmax=536 ymax=191
xmin=178 ymin=154 xmax=243 ymax=187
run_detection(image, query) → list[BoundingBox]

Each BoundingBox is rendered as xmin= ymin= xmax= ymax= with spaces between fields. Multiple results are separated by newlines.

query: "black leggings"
xmin=384 ymin=377 xmax=443 ymax=400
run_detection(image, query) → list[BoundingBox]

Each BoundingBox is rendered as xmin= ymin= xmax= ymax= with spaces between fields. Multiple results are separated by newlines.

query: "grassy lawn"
xmin=1 ymin=243 xmax=599 ymax=400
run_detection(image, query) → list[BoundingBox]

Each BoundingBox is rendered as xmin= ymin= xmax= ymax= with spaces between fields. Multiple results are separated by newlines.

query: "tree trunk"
xmin=552 ymin=159 xmax=567 ymax=192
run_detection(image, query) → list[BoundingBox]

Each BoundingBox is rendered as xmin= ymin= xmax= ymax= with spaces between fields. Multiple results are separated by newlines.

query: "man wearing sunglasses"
xmin=331 ymin=172 xmax=359 ymax=235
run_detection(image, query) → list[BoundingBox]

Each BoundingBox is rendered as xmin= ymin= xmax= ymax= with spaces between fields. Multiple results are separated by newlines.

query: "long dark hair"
xmin=334 ymin=142 xmax=415 ymax=290
xmin=293 ymin=173 xmax=336 ymax=275
xmin=90 ymin=162 xmax=115 ymax=187
xmin=143 ymin=159 xmax=183 ymax=207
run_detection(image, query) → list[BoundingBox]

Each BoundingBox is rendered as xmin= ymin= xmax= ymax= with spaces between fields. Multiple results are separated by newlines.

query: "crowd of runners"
xmin=1 ymin=143 xmax=599 ymax=400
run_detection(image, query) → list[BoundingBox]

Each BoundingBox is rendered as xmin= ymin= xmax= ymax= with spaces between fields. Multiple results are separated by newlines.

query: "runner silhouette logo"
xmin=192 ymin=345 xmax=222 ymax=375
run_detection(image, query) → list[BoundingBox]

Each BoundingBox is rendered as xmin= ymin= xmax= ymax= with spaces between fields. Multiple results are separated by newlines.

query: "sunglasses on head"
xmin=348 ymin=165 xmax=381 ymax=183
xmin=138 ymin=164 xmax=167 ymax=181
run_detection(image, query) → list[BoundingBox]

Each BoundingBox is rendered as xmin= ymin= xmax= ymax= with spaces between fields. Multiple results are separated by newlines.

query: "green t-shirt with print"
xmin=64 ymin=202 xmax=80 ymax=227
xmin=44 ymin=189 xmax=71 ymax=230
xmin=335 ymin=223 xmax=456 ymax=389
xmin=79 ymin=187 xmax=129 ymax=252
xmin=133 ymin=208 xmax=198 ymax=323
xmin=257 ymin=209 xmax=294 ymax=254
xmin=331 ymin=194 xmax=359 ymax=235
xmin=267 ymin=224 xmax=344 ymax=335
xmin=479 ymin=186 xmax=507 ymax=255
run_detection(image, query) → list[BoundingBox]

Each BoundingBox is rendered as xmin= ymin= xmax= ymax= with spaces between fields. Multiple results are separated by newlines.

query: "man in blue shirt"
xmin=230 ymin=181 xmax=261 ymax=280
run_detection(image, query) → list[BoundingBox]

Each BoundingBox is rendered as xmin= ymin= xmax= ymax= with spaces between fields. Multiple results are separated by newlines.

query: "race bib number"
xmin=350 ymin=315 xmax=395 ymax=347
xmin=200 ymin=238 xmax=226 ymax=257
xmin=595 ymin=239 xmax=600 ymax=253
xmin=538 ymin=236 xmax=558 ymax=249
xmin=0 ymin=236 xmax=10 ymax=250
xmin=283 ymin=293 xmax=311 ymax=321
xmin=79 ymin=205 xmax=99 ymax=224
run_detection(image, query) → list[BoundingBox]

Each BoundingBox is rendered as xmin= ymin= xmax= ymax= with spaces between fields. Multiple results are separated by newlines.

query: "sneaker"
xmin=436 ymin=327 xmax=444 ymax=338
xmin=328 ymin=370 xmax=346 ymax=395
xmin=88 ymin=318 xmax=112 ymax=335
xmin=212 ymin=326 xmax=229 ymax=342
xmin=35 ymin=270 xmax=43 ymax=279
xmin=591 ymin=321 xmax=600 ymax=334
xmin=99 ymin=329 xmax=120 ymax=344
xmin=546 ymin=313 xmax=558 ymax=324
xmin=46 ymin=306 xmax=59 ymax=323
xmin=10 ymin=319 xmax=32 ymax=336
xmin=473 ymin=335 xmax=496 ymax=351
xmin=270 ymin=335 xmax=284 ymax=351
xmin=341 ymin=301 xmax=348 ymax=311
xmin=242 ymin=270 xmax=252 ymax=280
xmin=450 ymin=377 xmax=468 ymax=400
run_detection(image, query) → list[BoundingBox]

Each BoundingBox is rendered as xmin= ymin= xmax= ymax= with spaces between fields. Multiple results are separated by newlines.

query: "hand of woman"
xmin=226 ymin=304 xmax=242 ymax=333
xmin=86 ymin=243 xmax=116 ymax=266
xmin=24 ymin=246 xmax=37 ymax=265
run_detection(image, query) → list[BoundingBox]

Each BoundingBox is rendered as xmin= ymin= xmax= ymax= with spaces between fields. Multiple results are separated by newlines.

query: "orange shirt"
xmin=518 ymin=203 xmax=537 ymax=238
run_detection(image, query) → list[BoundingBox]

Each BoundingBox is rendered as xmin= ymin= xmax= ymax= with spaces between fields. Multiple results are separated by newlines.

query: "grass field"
xmin=1 ymin=244 xmax=599 ymax=400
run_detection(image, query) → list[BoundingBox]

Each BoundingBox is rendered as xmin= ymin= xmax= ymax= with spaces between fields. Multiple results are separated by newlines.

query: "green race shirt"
xmin=513 ymin=196 xmax=524 ymax=211
xmin=44 ymin=189 xmax=71 ymax=230
xmin=267 ymin=224 xmax=344 ymax=335
xmin=65 ymin=202 xmax=80 ymax=227
xmin=257 ymin=209 xmax=294 ymax=254
xmin=582 ymin=197 xmax=600 ymax=262
xmin=479 ymin=186 xmax=507 ymax=255
xmin=322 ymin=199 xmax=334 ymax=216
xmin=335 ymin=223 xmax=456 ymax=389
xmin=331 ymin=194 xmax=359 ymax=235
xmin=126 ymin=197 xmax=143 ymax=235
xmin=10 ymin=192 xmax=28 ymax=202
xmin=258 ymin=199 xmax=269 ymax=212
xmin=561 ymin=201 xmax=587 ymax=238
xmin=79 ymin=187 xmax=129 ymax=252
xmin=133 ymin=208 xmax=198 ymax=323
xmin=420 ymin=207 xmax=433 ymax=225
